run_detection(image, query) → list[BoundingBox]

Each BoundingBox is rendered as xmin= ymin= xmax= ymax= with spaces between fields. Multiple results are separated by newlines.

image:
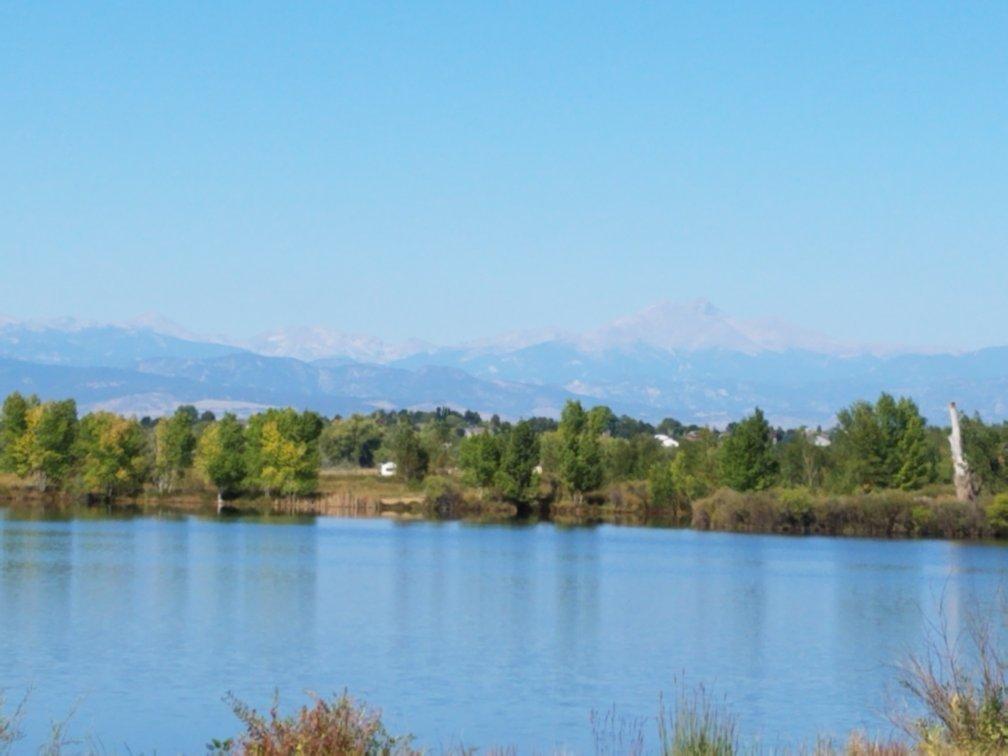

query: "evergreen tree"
xmin=719 ymin=408 xmax=778 ymax=491
xmin=893 ymin=400 xmax=936 ymax=490
xmin=558 ymin=400 xmax=604 ymax=503
xmin=835 ymin=394 xmax=937 ymax=491
xmin=834 ymin=399 xmax=889 ymax=490
xmin=496 ymin=420 xmax=540 ymax=503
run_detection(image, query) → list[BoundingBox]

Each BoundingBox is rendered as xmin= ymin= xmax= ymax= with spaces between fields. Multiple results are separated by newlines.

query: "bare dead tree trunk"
xmin=948 ymin=402 xmax=978 ymax=502
xmin=217 ymin=489 xmax=224 ymax=514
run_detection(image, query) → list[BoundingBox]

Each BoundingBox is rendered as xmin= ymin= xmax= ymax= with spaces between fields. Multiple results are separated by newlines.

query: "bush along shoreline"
xmin=1 ymin=390 xmax=1007 ymax=540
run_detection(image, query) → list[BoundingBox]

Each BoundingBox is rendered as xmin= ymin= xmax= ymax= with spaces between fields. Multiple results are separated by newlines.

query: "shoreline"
xmin=2 ymin=480 xmax=1002 ymax=544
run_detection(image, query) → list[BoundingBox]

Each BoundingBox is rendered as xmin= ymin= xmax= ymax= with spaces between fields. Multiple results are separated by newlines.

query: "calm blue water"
xmin=2 ymin=510 xmax=1008 ymax=753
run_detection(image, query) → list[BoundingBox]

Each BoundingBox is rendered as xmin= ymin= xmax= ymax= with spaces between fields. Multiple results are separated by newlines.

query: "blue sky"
xmin=1 ymin=2 xmax=1005 ymax=348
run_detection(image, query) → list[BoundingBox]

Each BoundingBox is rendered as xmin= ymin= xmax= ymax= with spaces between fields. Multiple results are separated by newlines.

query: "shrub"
xmin=909 ymin=505 xmax=937 ymax=537
xmin=605 ymin=481 xmax=649 ymax=513
xmin=897 ymin=607 xmax=1008 ymax=752
xmin=986 ymin=494 xmax=1008 ymax=537
xmin=220 ymin=691 xmax=416 ymax=755
xmin=692 ymin=489 xmax=749 ymax=532
xmin=692 ymin=488 xmax=990 ymax=540
xmin=776 ymin=488 xmax=814 ymax=533
xmin=422 ymin=475 xmax=464 ymax=514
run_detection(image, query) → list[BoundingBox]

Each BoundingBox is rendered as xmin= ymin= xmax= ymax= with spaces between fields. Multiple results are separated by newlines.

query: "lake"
xmin=2 ymin=509 xmax=1007 ymax=752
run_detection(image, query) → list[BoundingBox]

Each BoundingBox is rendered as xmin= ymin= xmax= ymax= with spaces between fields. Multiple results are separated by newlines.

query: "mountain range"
xmin=0 ymin=300 xmax=1004 ymax=427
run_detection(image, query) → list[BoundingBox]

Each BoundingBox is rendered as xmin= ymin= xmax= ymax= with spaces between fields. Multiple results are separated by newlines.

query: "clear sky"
xmin=1 ymin=2 xmax=1005 ymax=348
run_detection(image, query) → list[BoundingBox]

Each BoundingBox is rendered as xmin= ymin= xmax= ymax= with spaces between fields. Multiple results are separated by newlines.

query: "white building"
xmin=379 ymin=461 xmax=398 ymax=477
xmin=654 ymin=433 xmax=680 ymax=449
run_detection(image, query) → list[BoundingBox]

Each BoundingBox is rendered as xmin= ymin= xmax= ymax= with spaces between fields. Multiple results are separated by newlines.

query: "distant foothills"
xmin=1 ymin=300 xmax=1006 ymax=426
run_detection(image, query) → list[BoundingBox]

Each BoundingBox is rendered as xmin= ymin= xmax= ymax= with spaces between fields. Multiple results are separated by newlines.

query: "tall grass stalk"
xmin=657 ymin=686 xmax=740 ymax=755
xmin=894 ymin=598 xmax=1008 ymax=751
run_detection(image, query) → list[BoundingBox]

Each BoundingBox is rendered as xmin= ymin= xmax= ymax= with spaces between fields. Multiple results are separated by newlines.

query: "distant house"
xmin=803 ymin=428 xmax=832 ymax=447
xmin=379 ymin=461 xmax=397 ymax=477
xmin=654 ymin=433 xmax=679 ymax=449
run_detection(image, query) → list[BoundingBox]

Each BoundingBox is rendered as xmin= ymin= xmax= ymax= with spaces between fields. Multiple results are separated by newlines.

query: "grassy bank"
xmin=6 ymin=468 xmax=1008 ymax=541
xmin=0 ymin=468 xmax=515 ymax=522
xmin=689 ymin=487 xmax=995 ymax=539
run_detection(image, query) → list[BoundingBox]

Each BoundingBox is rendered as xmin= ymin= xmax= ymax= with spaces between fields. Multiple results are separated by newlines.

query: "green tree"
xmin=244 ymin=409 xmax=321 ymax=497
xmin=961 ymin=414 xmax=1008 ymax=494
xmin=76 ymin=411 xmax=150 ymax=500
xmin=669 ymin=429 xmax=721 ymax=498
xmin=834 ymin=399 xmax=889 ymax=490
xmin=319 ymin=415 xmax=384 ymax=467
xmin=603 ymin=434 xmax=664 ymax=482
xmin=0 ymin=392 xmax=38 ymax=472
xmin=586 ymin=405 xmax=616 ymax=436
xmin=195 ymin=413 xmax=247 ymax=504
xmin=834 ymin=394 xmax=936 ymax=491
xmin=419 ymin=416 xmax=456 ymax=472
xmin=457 ymin=431 xmax=502 ymax=493
xmin=648 ymin=461 xmax=690 ymax=523
xmin=153 ymin=406 xmax=197 ymax=493
xmin=496 ymin=420 xmax=541 ymax=503
xmin=656 ymin=417 xmax=685 ymax=438
xmin=719 ymin=408 xmax=778 ymax=491
xmin=558 ymin=401 xmax=604 ymax=503
xmin=386 ymin=421 xmax=429 ymax=482
xmin=9 ymin=399 xmax=78 ymax=491
xmin=893 ymin=405 xmax=937 ymax=490
xmin=777 ymin=429 xmax=830 ymax=489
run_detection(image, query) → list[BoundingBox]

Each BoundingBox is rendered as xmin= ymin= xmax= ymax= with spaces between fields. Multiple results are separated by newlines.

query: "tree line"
xmin=1 ymin=390 xmax=1005 ymax=509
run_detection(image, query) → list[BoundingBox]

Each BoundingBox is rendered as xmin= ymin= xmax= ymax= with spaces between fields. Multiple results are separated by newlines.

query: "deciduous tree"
xmin=76 ymin=411 xmax=149 ymax=500
xmin=386 ymin=422 xmax=429 ymax=482
xmin=9 ymin=399 xmax=78 ymax=491
xmin=153 ymin=406 xmax=197 ymax=493
xmin=195 ymin=413 xmax=246 ymax=504
xmin=457 ymin=431 xmax=501 ymax=494
xmin=0 ymin=392 xmax=38 ymax=472
xmin=244 ymin=409 xmax=321 ymax=497
xmin=319 ymin=415 xmax=384 ymax=467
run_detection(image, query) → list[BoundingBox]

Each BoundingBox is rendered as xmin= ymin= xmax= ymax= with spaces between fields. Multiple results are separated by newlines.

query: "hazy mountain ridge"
xmin=0 ymin=303 xmax=1003 ymax=425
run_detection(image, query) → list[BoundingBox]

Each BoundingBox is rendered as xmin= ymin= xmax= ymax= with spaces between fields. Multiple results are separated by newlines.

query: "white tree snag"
xmin=948 ymin=402 xmax=977 ymax=502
